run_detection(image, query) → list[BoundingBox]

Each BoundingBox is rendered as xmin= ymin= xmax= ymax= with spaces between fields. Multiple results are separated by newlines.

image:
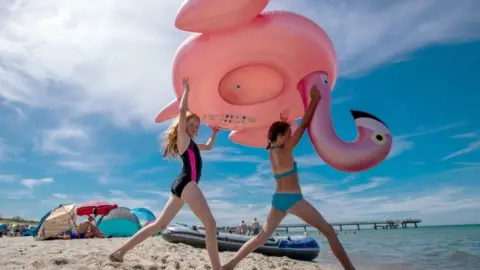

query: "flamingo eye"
xmin=319 ymin=73 xmax=329 ymax=84
xmin=371 ymin=132 xmax=386 ymax=145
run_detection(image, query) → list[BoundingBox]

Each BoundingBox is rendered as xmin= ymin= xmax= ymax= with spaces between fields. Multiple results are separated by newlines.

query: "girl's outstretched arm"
xmin=198 ymin=127 xmax=219 ymax=151
xmin=284 ymin=85 xmax=321 ymax=150
xmin=177 ymin=77 xmax=191 ymax=152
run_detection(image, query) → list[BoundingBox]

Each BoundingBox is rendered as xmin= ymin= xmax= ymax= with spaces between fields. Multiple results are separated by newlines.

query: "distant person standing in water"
xmin=109 ymin=77 xmax=222 ymax=270
xmin=251 ymin=218 xmax=260 ymax=235
xmin=238 ymin=220 xmax=247 ymax=235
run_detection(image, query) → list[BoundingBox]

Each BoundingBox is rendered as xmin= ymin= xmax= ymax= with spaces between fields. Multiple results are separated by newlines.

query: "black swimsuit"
xmin=170 ymin=139 xmax=203 ymax=198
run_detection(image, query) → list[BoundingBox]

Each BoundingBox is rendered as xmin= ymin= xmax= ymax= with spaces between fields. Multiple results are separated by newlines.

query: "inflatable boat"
xmin=161 ymin=224 xmax=320 ymax=261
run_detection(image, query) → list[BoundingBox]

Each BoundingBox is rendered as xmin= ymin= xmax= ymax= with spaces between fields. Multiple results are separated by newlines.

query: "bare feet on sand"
xmin=108 ymin=251 xmax=124 ymax=263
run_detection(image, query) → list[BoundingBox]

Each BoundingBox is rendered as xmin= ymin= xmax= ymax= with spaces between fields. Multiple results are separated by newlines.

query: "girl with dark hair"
xmin=222 ymin=81 xmax=356 ymax=270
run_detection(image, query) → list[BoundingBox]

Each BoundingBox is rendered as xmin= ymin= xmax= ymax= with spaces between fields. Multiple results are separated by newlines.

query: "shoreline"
xmin=0 ymin=237 xmax=336 ymax=270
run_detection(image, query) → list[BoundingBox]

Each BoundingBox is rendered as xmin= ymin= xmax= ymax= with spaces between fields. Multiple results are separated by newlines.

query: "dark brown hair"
xmin=266 ymin=121 xmax=291 ymax=149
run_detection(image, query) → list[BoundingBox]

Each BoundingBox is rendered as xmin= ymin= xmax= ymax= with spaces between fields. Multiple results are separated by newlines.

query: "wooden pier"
xmin=276 ymin=219 xmax=421 ymax=232
xmin=216 ymin=218 xmax=421 ymax=232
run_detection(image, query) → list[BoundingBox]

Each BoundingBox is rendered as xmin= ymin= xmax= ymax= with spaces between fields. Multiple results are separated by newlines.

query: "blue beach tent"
xmin=32 ymin=209 xmax=53 ymax=238
xmin=0 ymin=223 xmax=8 ymax=233
xmin=97 ymin=207 xmax=141 ymax=237
xmin=131 ymin=207 xmax=156 ymax=226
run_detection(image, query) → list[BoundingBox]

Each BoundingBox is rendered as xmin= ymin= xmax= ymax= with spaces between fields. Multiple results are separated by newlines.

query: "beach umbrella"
xmin=77 ymin=201 xmax=118 ymax=216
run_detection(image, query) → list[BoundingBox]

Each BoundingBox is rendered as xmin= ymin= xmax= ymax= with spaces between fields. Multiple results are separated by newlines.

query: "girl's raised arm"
xmin=284 ymin=85 xmax=321 ymax=150
xmin=177 ymin=78 xmax=191 ymax=153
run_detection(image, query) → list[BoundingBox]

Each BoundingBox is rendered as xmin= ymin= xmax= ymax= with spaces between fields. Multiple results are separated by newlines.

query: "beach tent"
xmin=35 ymin=204 xmax=77 ymax=241
xmin=131 ymin=207 xmax=156 ymax=226
xmin=0 ymin=223 xmax=7 ymax=234
xmin=32 ymin=209 xmax=53 ymax=238
xmin=22 ymin=225 xmax=37 ymax=236
xmin=97 ymin=207 xmax=141 ymax=237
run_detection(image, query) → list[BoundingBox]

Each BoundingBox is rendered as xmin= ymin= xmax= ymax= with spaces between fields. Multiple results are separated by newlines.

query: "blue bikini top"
xmin=270 ymin=145 xmax=298 ymax=180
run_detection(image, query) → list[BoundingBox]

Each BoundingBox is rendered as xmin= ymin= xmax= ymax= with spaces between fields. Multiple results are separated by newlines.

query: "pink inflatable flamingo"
xmin=155 ymin=0 xmax=392 ymax=172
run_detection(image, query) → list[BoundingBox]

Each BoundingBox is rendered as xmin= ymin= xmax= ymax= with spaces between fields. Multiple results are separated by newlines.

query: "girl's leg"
xmin=222 ymin=207 xmax=287 ymax=270
xmin=181 ymin=182 xmax=221 ymax=270
xmin=109 ymin=194 xmax=184 ymax=262
xmin=288 ymin=199 xmax=356 ymax=270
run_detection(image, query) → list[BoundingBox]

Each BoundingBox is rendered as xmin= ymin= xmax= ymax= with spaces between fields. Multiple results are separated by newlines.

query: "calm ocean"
xmin=286 ymin=224 xmax=480 ymax=270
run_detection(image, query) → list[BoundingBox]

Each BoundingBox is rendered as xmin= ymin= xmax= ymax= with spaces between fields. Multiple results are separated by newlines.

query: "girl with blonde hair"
xmin=109 ymin=78 xmax=222 ymax=270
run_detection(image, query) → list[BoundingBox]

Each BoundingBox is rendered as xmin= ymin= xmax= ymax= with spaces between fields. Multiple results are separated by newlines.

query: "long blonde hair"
xmin=162 ymin=112 xmax=200 ymax=158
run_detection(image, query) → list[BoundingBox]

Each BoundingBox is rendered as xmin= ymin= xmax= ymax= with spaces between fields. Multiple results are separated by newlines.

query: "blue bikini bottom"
xmin=272 ymin=192 xmax=303 ymax=212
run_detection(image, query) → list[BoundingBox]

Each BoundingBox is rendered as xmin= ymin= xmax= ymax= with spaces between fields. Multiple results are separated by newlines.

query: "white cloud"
xmin=52 ymin=193 xmax=68 ymax=199
xmin=136 ymin=184 xmax=240 ymax=201
xmin=174 ymin=183 xmax=480 ymax=227
xmin=302 ymin=177 xmax=390 ymax=201
xmin=0 ymin=138 xmax=5 ymax=160
xmin=1 ymin=0 xmax=478 ymax=127
xmin=97 ymin=174 xmax=127 ymax=186
xmin=341 ymin=174 xmax=357 ymax=183
xmin=451 ymin=132 xmax=478 ymax=139
xmin=376 ymin=187 xmax=480 ymax=214
xmin=387 ymin=137 xmax=414 ymax=159
xmin=20 ymin=177 xmax=54 ymax=189
xmin=136 ymin=166 xmax=165 ymax=175
xmin=136 ymin=189 xmax=171 ymax=198
xmin=389 ymin=122 xmax=466 ymax=158
xmin=0 ymin=0 xmax=183 ymax=127
xmin=396 ymin=122 xmax=467 ymax=140
xmin=193 ymin=166 xmax=480 ymax=226
xmin=235 ymin=173 xmax=273 ymax=188
xmin=331 ymin=96 xmax=353 ymax=105
xmin=0 ymin=174 xmax=17 ymax=182
xmin=108 ymin=190 xmax=127 ymax=197
xmin=56 ymin=160 xmax=99 ymax=172
xmin=0 ymin=98 xmax=26 ymax=119
xmin=2 ymin=189 xmax=35 ymax=200
xmin=271 ymin=0 xmax=480 ymax=76
xmin=295 ymin=154 xmax=325 ymax=168
xmin=203 ymin=186 xmax=239 ymax=200
xmin=11 ymin=166 xmax=480 ymax=226
xmin=0 ymin=136 xmax=23 ymax=161
xmin=39 ymin=124 xmax=90 ymax=156
xmin=55 ymin=154 xmax=128 ymax=173
xmin=201 ymin=147 xmax=264 ymax=163
xmin=441 ymin=140 xmax=480 ymax=161
xmin=408 ymin=161 xmax=427 ymax=165
xmin=453 ymin=162 xmax=480 ymax=167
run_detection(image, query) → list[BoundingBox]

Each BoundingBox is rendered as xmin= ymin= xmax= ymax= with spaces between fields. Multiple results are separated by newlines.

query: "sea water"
xmin=286 ymin=225 xmax=480 ymax=270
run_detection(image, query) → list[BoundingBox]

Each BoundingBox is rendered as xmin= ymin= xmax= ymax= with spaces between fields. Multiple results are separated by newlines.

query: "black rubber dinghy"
xmin=161 ymin=225 xmax=320 ymax=261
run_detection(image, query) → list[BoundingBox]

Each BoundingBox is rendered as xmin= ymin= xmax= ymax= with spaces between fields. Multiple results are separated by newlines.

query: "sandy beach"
xmin=0 ymin=237 xmax=334 ymax=270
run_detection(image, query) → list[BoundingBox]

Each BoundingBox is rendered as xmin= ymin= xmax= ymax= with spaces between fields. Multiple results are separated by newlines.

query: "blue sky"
xmin=1 ymin=0 xmax=479 ymax=226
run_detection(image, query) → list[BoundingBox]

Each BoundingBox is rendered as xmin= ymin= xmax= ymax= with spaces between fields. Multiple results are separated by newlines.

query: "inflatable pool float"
xmin=161 ymin=225 xmax=320 ymax=261
xmin=155 ymin=0 xmax=393 ymax=173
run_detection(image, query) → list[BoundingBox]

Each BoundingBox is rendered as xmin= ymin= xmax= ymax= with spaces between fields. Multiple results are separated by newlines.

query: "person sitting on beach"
xmin=221 ymin=82 xmax=356 ymax=270
xmin=76 ymin=215 xmax=104 ymax=239
xmin=109 ymin=77 xmax=222 ymax=270
xmin=251 ymin=218 xmax=260 ymax=236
